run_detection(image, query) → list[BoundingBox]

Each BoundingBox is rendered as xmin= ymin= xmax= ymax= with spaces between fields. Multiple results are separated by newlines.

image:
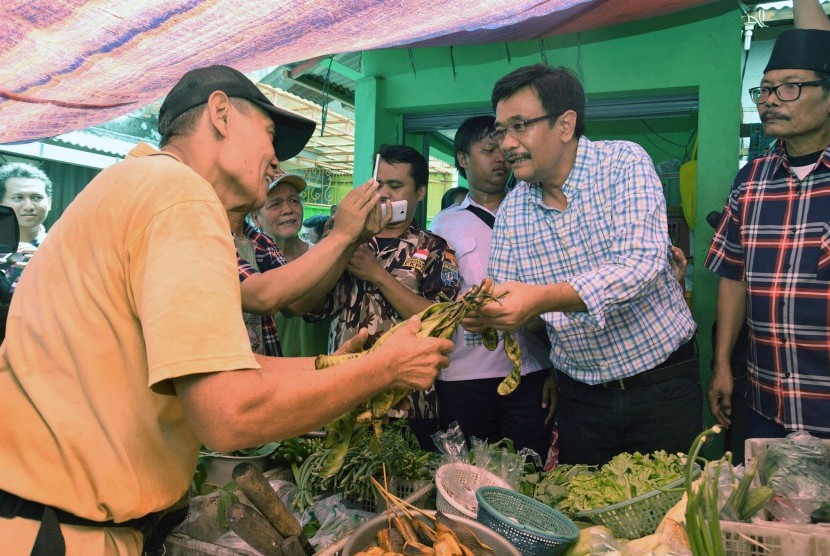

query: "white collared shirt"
xmin=430 ymin=195 xmax=551 ymax=381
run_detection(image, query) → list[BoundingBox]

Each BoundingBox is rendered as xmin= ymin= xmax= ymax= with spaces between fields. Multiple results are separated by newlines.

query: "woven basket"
xmin=573 ymin=466 xmax=699 ymax=539
xmin=476 ymin=486 xmax=579 ymax=556
xmin=434 ymin=462 xmax=511 ymax=518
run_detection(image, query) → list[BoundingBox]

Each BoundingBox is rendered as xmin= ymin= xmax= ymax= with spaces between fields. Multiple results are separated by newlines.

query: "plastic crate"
xmin=338 ymin=476 xmax=434 ymax=513
xmin=374 ymin=477 xmax=434 ymax=511
xmin=574 ymin=466 xmax=698 ymax=540
xmin=716 ymin=437 xmax=830 ymax=556
xmin=721 ymin=520 xmax=815 ymax=556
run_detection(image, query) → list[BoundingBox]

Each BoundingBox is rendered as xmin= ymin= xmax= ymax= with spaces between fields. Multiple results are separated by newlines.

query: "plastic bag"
xmin=574 ymin=525 xmax=691 ymax=556
xmin=761 ymin=431 xmax=830 ymax=483
xmin=430 ymin=420 xmax=469 ymax=464
xmin=761 ymin=432 xmax=830 ymax=524
xmin=302 ymin=494 xmax=374 ymax=550
xmin=471 ymin=437 xmax=540 ymax=489
xmin=709 ymin=460 xmax=739 ymax=517
xmin=765 ymin=465 xmax=830 ymax=523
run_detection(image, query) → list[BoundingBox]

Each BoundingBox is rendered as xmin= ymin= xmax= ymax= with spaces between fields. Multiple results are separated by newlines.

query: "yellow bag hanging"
xmin=679 ymin=137 xmax=698 ymax=230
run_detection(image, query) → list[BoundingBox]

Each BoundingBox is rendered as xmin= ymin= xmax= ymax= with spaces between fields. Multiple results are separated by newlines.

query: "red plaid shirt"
xmin=237 ymin=222 xmax=285 ymax=357
xmin=705 ymin=141 xmax=830 ymax=435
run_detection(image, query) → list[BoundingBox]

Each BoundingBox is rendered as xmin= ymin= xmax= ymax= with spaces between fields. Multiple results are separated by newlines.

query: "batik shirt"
xmin=236 ymin=222 xmax=285 ymax=357
xmin=705 ymin=141 xmax=830 ymax=435
xmin=306 ymin=224 xmax=460 ymax=419
xmin=476 ymin=136 xmax=696 ymax=384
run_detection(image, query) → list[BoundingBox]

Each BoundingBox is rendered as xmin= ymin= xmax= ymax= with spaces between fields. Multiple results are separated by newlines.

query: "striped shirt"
xmin=705 ymin=141 xmax=830 ymax=435
xmin=482 ymin=136 xmax=695 ymax=384
xmin=236 ymin=222 xmax=285 ymax=357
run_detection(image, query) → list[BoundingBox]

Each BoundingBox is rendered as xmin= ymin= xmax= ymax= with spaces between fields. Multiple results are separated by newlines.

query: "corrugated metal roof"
xmin=742 ymin=0 xmax=830 ymax=25
xmin=48 ymin=129 xmax=149 ymax=157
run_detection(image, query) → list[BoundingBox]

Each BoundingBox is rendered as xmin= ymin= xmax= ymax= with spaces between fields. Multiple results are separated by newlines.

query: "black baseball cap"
xmin=765 ymin=29 xmax=830 ymax=74
xmin=158 ymin=65 xmax=316 ymax=161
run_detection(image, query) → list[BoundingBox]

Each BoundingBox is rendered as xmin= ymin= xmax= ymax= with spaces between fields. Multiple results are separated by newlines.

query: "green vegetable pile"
xmin=520 ymin=464 xmax=594 ymax=509
xmin=523 ymin=450 xmax=687 ymax=516
xmin=293 ymin=441 xmax=384 ymax=512
xmin=378 ymin=419 xmax=439 ymax=481
xmin=292 ymin=421 xmax=438 ymax=512
xmin=268 ymin=437 xmax=320 ymax=467
xmin=566 ymin=451 xmax=686 ymax=513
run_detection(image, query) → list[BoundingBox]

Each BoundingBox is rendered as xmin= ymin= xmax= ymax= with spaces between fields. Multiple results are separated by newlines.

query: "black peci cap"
xmin=158 ymin=65 xmax=316 ymax=161
xmin=764 ymin=29 xmax=830 ymax=74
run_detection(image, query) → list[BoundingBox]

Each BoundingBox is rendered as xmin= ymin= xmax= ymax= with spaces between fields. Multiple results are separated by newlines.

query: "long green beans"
xmin=315 ymin=280 xmax=508 ymax=477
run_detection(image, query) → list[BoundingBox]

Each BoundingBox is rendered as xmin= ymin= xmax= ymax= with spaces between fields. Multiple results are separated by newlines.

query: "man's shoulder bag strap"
xmin=465 ymin=205 xmax=495 ymax=229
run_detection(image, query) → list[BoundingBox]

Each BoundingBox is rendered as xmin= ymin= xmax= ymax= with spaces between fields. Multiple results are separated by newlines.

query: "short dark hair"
xmin=491 ymin=64 xmax=586 ymax=138
xmin=376 ymin=144 xmax=428 ymax=189
xmin=0 ymin=162 xmax=53 ymax=199
xmin=441 ymin=187 xmax=468 ymax=210
xmin=158 ymin=97 xmax=252 ymax=148
xmin=453 ymin=116 xmax=495 ymax=179
xmin=303 ymin=214 xmax=329 ymax=238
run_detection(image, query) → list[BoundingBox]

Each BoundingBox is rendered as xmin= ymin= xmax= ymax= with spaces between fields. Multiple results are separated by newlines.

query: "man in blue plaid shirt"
xmin=467 ymin=65 xmax=699 ymax=466
xmin=706 ymin=28 xmax=830 ymax=440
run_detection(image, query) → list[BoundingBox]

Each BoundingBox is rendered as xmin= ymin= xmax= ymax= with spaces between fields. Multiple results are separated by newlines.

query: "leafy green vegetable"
xmin=291 ymin=421 xmax=437 ymax=512
xmin=378 ymin=419 xmax=439 ymax=481
xmin=559 ymin=450 xmax=686 ymax=514
xmin=520 ymin=464 xmax=594 ymax=508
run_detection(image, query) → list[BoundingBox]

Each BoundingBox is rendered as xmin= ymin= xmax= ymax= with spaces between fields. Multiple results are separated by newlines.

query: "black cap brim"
xmin=253 ymin=100 xmax=316 ymax=161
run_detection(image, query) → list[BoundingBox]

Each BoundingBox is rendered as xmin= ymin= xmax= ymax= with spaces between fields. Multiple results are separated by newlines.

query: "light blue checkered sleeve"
xmin=465 ymin=205 xmax=519 ymax=346
xmin=566 ymin=144 xmax=669 ymax=330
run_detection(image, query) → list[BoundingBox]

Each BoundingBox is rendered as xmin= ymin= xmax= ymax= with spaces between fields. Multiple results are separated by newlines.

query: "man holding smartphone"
xmin=304 ymin=144 xmax=461 ymax=448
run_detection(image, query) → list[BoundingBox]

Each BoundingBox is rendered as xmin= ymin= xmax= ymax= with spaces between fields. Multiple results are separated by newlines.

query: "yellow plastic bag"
xmin=679 ymin=138 xmax=697 ymax=230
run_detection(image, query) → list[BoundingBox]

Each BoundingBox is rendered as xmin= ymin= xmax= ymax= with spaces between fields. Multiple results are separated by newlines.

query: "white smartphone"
xmin=381 ymin=199 xmax=408 ymax=223
xmin=372 ymin=153 xmax=381 ymax=182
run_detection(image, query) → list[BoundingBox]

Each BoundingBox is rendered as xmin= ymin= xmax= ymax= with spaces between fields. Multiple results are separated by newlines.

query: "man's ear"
xmin=558 ymin=110 xmax=578 ymax=142
xmin=416 ymin=184 xmax=426 ymax=202
xmin=456 ymin=151 xmax=469 ymax=171
xmin=206 ymin=91 xmax=232 ymax=139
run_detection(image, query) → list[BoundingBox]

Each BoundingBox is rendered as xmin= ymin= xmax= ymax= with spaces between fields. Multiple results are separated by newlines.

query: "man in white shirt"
xmin=430 ymin=115 xmax=554 ymax=459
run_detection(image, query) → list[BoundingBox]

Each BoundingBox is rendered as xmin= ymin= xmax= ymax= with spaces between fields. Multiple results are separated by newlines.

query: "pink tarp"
xmin=0 ymin=0 xmax=715 ymax=144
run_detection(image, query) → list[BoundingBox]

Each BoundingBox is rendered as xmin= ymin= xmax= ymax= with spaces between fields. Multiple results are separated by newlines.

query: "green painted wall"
xmin=355 ymin=1 xmax=742 ymax=445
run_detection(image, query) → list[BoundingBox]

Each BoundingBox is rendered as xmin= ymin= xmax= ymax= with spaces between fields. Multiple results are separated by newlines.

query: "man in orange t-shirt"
xmin=0 ymin=65 xmax=452 ymax=556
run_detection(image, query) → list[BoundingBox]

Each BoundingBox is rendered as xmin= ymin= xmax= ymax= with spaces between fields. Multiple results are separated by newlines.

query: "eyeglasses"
xmin=748 ymin=79 xmax=830 ymax=104
xmin=489 ymin=113 xmax=559 ymax=143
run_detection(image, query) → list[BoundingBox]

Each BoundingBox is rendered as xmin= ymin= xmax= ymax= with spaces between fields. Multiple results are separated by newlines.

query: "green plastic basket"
xmin=476 ymin=486 xmax=579 ymax=556
xmin=573 ymin=465 xmax=699 ymax=540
